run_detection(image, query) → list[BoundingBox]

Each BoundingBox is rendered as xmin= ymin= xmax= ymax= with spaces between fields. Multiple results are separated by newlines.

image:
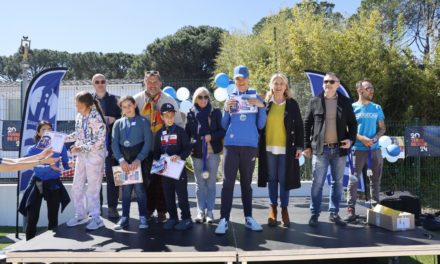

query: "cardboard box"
xmin=367 ymin=204 xmax=415 ymax=231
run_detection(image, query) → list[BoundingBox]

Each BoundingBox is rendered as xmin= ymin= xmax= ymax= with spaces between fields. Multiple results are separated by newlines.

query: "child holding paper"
xmin=65 ymin=91 xmax=107 ymax=231
xmin=111 ymin=96 xmax=152 ymax=230
xmin=19 ymin=120 xmax=71 ymax=240
xmin=153 ymin=103 xmax=192 ymax=231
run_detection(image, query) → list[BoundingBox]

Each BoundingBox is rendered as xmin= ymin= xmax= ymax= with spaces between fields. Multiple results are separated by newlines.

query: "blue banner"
xmin=405 ymin=126 xmax=440 ymax=157
xmin=304 ymin=70 xmax=364 ymax=192
xmin=18 ymin=68 xmax=67 ymax=191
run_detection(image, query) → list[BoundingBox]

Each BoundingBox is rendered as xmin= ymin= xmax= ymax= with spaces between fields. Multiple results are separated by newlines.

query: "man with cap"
xmin=215 ymin=65 xmax=267 ymax=235
xmin=153 ymin=103 xmax=193 ymax=230
xmin=134 ymin=70 xmax=184 ymax=223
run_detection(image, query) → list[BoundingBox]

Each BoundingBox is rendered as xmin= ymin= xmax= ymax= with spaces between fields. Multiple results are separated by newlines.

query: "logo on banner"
xmin=19 ymin=68 xmax=67 ymax=191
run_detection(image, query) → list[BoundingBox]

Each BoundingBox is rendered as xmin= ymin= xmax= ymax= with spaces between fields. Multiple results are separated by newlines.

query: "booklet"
xmin=36 ymin=131 xmax=67 ymax=153
xmin=112 ymin=166 xmax=143 ymax=186
xmin=151 ymin=155 xmax=185 ymax=180
xmin=229 ymin=94 xmax=258 ymax=114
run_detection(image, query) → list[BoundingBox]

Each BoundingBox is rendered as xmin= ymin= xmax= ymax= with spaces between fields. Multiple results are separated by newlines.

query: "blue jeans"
xmin=310 ymin=146 xmax=346 ymax=216
xmin=192 ymin=154 xmax=220 ymax=213
xmin=266 ymin=152 xmax=289 ymax=207
xmin=122 ymin=183 xmax=147 ymax=218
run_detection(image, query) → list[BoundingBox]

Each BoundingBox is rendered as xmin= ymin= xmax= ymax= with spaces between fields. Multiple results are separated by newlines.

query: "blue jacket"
xmin=26 ymin=145 xmax=70 ymax=181
xmin=222 ymin=90 xmax=266 ymax=148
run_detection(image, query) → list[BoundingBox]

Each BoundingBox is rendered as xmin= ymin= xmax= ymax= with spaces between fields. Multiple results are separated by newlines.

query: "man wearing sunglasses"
xmin=134 ymin=70 xmax=184 ymax=223
xmin=304 ymin=72 xmax=357 ymax=227
xmin=345 ymin=79 xmax=385 ymax=222
xmin=91 ymin=73 xmax=121 ymax=219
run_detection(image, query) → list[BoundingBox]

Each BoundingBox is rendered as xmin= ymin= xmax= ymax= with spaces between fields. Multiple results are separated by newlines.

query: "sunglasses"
xmin=94 ymin=80 xmax=106 ymax=85
xmin=364 ymin=86 xmax=374 ymax=91
xmin=145 ymin=70 xmax=160 ymax=76
xmin=197 ymin=95 xmax=209 ymax=100
xmin=323 ymin=80 xmax=337 ymax=84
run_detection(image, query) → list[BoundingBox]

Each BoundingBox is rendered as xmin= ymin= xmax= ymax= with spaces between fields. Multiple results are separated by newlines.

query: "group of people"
xmin=16 ymin=65 xmax=385 ymax=240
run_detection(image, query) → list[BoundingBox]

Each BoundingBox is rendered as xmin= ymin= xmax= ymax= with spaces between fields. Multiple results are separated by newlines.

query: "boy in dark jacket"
xmin=153 ymin=103 xmax=193 ymax=230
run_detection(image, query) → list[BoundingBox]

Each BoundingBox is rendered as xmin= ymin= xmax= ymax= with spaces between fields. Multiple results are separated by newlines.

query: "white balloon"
xmin=381 ymin=147 xmax=388 ymax=158
xmin=214 ymin=88 xmax=228 ymax=102
xmin=385 ymin=155 xmax=399 ymax=163
xmin=299 ymin=155 xmax=305 ymax=166
xmin=378 ymin=136 xmax=392 ymax=148
xmin=176 ymin=87 xmax=190 ymax=101
xmin=179 ymin=100 xmax=193 ymax=114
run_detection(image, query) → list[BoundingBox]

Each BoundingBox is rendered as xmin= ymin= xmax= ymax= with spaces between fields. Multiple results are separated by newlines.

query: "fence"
xmin=0 ymin=79 xmax=439 ymax=211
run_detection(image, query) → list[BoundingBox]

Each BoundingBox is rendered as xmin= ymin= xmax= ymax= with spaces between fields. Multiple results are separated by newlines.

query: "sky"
xmin=0 ymin=0 xmax=362 ymax=56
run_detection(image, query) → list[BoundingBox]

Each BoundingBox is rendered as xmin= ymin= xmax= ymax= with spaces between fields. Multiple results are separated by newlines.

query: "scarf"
xmin=141 ymin=93 xmax=163 ymax=133
xmin=195 ymin=103 xmax=211 ymax=136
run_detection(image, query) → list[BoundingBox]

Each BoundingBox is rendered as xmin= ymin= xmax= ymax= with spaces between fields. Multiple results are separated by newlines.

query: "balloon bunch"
xmin=213 ymin=73 xmax=236 ymax=102
xmin=378 ymin=136 xmax=401 ymax=163
xmin=163 ymin=86 xmax=192 ymax=114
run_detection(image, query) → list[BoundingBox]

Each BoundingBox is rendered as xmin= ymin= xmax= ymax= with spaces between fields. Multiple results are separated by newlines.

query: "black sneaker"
xmin=344 ymin=207 xmax=357 ymax=222
xmin=308 ymin=214 xmax=319 ymax=227
xmin=329 ymin=213 xmax=347 ymax=226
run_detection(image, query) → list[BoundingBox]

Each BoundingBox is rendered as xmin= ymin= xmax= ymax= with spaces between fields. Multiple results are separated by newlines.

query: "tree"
xmin=145 ymin=25 xmax=225 ymax=80
xmin=0 ymin=54 xmax=22 ymax=82
xmin=28 ymin=49 xmax=70 ymax=77
xmin=358 ymin=0 xmax=440 ymax=62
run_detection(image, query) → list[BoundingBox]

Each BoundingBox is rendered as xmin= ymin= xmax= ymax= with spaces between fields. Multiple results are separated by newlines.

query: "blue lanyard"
xmin=367 ymin=147 xmax=372 ymax=169
xmin=124 ymin=116 xmax=137 ymax=141
xmin=162 ymin=125 xmax=176 ymax=155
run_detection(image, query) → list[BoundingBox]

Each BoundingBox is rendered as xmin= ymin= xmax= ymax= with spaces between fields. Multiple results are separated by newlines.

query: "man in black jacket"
xmin=92 ymin=74 xmax=121 ymax=219
xmin=304 ymin=72 xmax=357 ymax=227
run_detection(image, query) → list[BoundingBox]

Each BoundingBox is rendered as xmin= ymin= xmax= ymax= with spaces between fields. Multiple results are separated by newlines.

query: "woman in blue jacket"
xmin=19 ymin=120 xmax=71 ymax=240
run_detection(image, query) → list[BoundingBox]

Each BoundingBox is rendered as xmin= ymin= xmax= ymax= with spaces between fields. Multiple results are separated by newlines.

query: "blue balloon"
xmin=215 ymin=73 xmax=230 ymax=88
xmin=163 ymin=86 xmax=176 ymax=99
xmin=386 ymin=144 xmax=400 ymax=157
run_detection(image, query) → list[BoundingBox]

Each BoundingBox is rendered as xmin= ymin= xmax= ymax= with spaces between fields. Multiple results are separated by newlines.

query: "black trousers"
xmin=25 ymin=188 xmax=61 ymax=240
xmin=161 ymin=172 xmax=191 ymax=220
xmin=220 ymin=146 xmax=257 ymax=220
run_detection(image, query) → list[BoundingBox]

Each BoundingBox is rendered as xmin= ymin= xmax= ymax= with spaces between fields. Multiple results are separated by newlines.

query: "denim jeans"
xmin=192 ymin=154 xmax=220 ymax=213
xmin=162 ymin=171 xmax=191 ymax=220
xmin=266 ymin=152 xmax=289 ymax=207
xmin=310 ymin=146 xmax=346 ymax=216
xmin=121 ymin=183 xmax=147 ymax=218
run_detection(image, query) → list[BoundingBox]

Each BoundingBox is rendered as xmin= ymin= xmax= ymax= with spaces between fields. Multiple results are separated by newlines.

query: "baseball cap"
xmin=160 ymin=103 xmax=176 ymax=114
xmin=233 ymin=65 xmax=249 ymax=79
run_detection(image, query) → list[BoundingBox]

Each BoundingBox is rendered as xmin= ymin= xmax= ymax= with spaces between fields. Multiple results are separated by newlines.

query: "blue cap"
xmin=233 ymin=65 xmax=249 ymax=79
xmin=160 ymin=103 xmax=176 ymax=114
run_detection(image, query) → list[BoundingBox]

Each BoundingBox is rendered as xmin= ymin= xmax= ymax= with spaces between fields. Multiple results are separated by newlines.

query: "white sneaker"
xmin=245 ymin=216 xmax=262 ymax=231
xmin=86 ymin=216 xmax=104 ymax=230
xmin=139 ymin=216 xmax=149 ymax=229
xmin=66 ymin=215 xmax=89 ymax=227
xmin=114 ymin=216 xmax=129 ymax=230
xmin=215 ymin=218 xmax=228 ymax=235
xmin=206 ymin=211 xmax=214 ymax=224
xmin=195 ymin=212 xmax=205 ymax=223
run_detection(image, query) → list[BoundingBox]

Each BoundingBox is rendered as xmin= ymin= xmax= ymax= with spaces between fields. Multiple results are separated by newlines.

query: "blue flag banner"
xmin=18 ymin=68 xmax=67 ymax=191
xmin=304 ymin=70 xmax=364 ymax=192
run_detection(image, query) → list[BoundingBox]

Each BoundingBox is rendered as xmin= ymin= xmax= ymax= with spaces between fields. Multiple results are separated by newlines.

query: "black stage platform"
xmin=6 ymin=198 xmax=440 ymax=264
